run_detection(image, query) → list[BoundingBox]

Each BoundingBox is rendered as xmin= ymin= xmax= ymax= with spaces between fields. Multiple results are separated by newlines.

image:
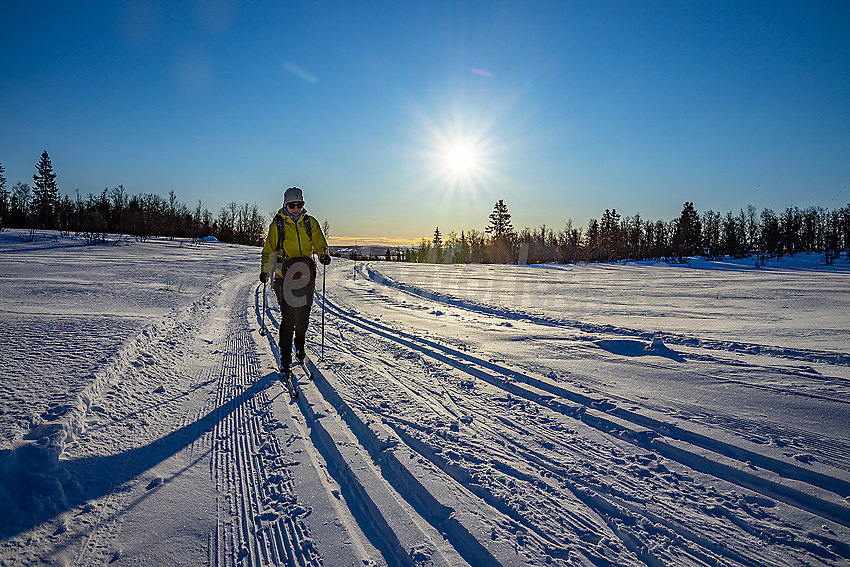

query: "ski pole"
xmin=321 ymin=261 xmax=326 ymax=361
xmin=260 ymin=279 xmax=267 ymax=336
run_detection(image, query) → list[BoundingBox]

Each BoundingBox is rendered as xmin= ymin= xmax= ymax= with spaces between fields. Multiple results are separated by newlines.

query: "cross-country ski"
xmin=294 ymin=353 xmax=314 ymax=381
xmin=278 ymin=365 xmax=300 ymax=399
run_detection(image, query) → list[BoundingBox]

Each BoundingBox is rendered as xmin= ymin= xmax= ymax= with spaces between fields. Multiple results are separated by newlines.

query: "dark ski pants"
xmin=272 ymin=278 xmax=314 ymax=367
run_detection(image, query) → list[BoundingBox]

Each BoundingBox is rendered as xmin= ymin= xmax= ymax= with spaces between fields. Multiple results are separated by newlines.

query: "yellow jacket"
xmin=261 ymin=209 xmax=329 ymax=277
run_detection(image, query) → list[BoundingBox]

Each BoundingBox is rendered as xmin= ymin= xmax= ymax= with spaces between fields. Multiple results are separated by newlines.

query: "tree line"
xmin=395 ymin=199 xmax=850 ymax=266
xmin=0 ymin=152 xmax=266 ymax=246
xmin=4 ymin=153 xmax=848 ymax=264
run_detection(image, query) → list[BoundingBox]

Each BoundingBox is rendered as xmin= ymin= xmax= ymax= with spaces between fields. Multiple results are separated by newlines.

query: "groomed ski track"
xmin=4 ymin=257 xmax=850 ymax=566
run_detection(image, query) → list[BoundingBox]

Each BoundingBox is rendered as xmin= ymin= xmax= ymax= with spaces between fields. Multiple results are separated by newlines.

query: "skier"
xmin=260 ymin=186 xmax=331 ymax=374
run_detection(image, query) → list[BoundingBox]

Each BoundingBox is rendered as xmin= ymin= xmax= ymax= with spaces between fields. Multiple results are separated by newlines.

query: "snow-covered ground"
xmin=1 ymin=229 xmax=849 ymax=566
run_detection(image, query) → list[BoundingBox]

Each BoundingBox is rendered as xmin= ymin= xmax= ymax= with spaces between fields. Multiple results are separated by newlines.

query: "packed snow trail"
xmin=0 ymin=268 xmax=372 ymax=566
xmin=78 ymin=272 xmax=382 ymax=567
xmin=2 ymin=234 xmax=850 ymax=567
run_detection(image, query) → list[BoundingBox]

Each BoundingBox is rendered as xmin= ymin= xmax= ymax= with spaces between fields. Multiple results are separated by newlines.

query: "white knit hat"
xmin=283 ymin=186 xmax=304 ymax=205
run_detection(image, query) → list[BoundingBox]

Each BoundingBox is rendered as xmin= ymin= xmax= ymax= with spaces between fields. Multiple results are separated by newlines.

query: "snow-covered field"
xmin=1 ymin=229 xmax=849 ymax=566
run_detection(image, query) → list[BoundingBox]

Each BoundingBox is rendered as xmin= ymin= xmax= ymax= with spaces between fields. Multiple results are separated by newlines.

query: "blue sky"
xmin=1 ymin=1 xmax=848 ymax=246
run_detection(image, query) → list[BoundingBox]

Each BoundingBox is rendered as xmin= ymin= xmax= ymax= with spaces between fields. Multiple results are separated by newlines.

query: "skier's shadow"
xmin=0 ymin=372 xmax=278 ymax=539
xmin=595 ymin=339 xmax=686 ymax=362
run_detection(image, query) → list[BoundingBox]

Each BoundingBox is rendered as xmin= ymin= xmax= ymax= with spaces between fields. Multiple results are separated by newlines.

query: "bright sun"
xmin=446 ymin=145 xmax=476 ymax=174
xmin=409 ymin=104 xmax=503 ymax=195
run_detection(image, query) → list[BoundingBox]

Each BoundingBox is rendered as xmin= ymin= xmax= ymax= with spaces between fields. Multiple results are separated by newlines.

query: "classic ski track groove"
xmin=317 ymin=295 xmax=731 ymax=565
xmin=214 ymin=280 xmax=320 ymax=567
xmin=257 ymin=287 xmax=491 ymax=567
xmin=316 ymin=286 xmax=850 ymax=564
xmin=314 ymin=294 xmax=704 ymax=565
xmin=330 ymin=268 xmax=850 ymax=490
xmin=327 ymin=291 xmax=850 ymax=500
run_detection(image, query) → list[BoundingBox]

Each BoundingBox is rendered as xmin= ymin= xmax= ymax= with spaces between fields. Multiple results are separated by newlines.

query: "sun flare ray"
xmin=399 ymin=89 xmax=517 ymax=218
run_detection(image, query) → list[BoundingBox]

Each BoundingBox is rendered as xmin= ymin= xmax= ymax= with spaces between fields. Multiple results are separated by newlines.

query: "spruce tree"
xmin=486 ymin=199 xmax=513 ymax=240
xmin=433 ymin=226 xmax=444 ymax=263
xmin=32 ymin=150 xmax=59 ymax=229
xmin=672 ymin=201 xmax=702 ymax=260
xmin=0 ymin=162 xmax=8 ymax=229
xmin=457 ymin=231 xmax=470 ymax=263
xmin=485 ymin=200 xmax=515 ymax=262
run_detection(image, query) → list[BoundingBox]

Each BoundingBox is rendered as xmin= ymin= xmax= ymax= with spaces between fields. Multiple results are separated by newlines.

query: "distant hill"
xmin=331 ymin=245 xmax=398 ymax=258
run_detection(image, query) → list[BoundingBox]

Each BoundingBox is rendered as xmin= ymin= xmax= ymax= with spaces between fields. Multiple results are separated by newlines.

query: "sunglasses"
xmin=286 ymin=201 xmax=304 ymax=210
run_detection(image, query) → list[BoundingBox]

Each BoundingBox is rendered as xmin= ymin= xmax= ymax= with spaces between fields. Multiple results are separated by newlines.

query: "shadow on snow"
xmin=595 ymin=339 xmax=686 ymax=362
xmin=0 ymin=372 xmax=278 ymax=539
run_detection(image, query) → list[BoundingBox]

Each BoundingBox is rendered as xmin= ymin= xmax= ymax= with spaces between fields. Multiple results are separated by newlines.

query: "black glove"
xmin=319 ymin=253 xmax=331 ymax=265
xmin=259 ymin=271 xmax=269 ymax=283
